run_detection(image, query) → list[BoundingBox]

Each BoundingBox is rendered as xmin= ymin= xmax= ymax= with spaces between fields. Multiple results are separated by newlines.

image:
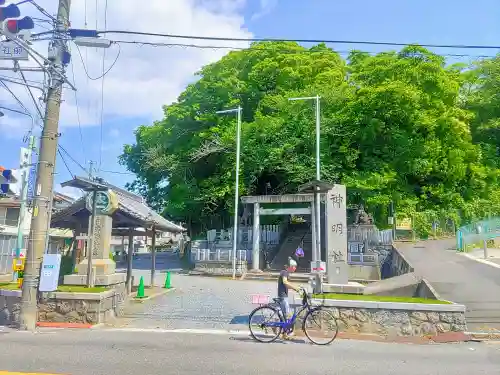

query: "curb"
xmin=130 ymin=287 xmax=176 ymax=302
xmin=36 ymin=322 xmax=94 ymax=329
xmin=465 ymin=331 xmax=500 ymax=341
xmin=459 ymin=252 xmax=500 ymax=269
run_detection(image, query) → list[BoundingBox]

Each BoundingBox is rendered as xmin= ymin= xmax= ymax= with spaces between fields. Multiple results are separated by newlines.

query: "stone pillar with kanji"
xmin=325 ymin=184 xmax=349 ymax=284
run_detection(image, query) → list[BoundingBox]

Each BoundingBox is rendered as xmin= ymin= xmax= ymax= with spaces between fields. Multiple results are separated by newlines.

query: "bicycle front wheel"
xmin=248 ymin=305 xmax=283 ymax=343
xmin=303 ymin=307 xmax=339 ymax=345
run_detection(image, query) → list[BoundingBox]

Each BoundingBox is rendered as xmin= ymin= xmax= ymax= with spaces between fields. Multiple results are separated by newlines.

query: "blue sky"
xmin=0 ymin=0 xmax=498 ymax=198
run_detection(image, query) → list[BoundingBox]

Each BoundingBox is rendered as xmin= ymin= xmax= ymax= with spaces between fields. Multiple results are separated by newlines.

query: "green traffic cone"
xmin=164 ymin=271 xmax=172 ymax=289
xmin=136 ymin=276 xmax=146 ymax=298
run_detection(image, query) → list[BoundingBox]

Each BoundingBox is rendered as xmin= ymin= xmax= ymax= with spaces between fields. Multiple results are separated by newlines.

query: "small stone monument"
xmin=64 ymin=190 xmax=125 ymax=286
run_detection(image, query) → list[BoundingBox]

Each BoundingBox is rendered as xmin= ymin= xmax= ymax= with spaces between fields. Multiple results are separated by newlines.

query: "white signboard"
xmin=39 ymin=254 xmax=62 ymax=292
xmin=0 ymin=41 xmax=29 ymax=60
xmin=310 ymin=260 xmax=326 ymax=273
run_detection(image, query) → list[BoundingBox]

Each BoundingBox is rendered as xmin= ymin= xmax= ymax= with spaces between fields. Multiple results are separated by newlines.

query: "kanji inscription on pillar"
xmin=325 ymin=184 xmax=347 ymax=263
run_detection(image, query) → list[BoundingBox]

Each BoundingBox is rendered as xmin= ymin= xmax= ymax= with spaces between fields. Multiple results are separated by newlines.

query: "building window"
xmin=5 ymin=208 xmax=20 ymax=226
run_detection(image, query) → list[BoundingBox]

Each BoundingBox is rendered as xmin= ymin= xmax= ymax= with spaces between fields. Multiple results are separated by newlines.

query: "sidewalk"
xmin=461 ymin=247 xmax=500 ymax=268
xmin=395 ymin=239 xmax=500 ymax=332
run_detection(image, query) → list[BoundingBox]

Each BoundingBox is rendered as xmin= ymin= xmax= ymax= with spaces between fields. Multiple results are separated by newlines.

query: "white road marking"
xmin=103 ymin=327 xmax=251 ymax=336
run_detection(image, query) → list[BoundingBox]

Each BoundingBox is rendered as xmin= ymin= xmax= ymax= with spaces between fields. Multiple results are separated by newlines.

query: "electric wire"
xmin=0 ymin=80 xmax=32 ymax=115
xmin=17 ymin=64 xmax=44 ymax=122
xmin=107 ymin=40 xmax=498 ymax=59
xmin=73 ymin=42 xmax=121 ymax=80
xmin=58 ymin=148 xmax=75 ymax=179
xmin=95 ymin=30 xmax=500 ymax=50
xmin=69 ymin=45 xmax=87 ymax=164
xmin=58 ymin=145 xmax=87 ymax=174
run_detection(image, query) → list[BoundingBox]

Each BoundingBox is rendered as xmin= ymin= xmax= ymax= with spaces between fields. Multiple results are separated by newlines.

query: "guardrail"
xmin=347 ymin=253 xmax=379 ymax=265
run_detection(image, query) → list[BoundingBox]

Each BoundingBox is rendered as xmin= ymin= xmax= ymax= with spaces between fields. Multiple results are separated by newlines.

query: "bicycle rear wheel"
xmin=303 ymin=307 xmax=338 ymax=345
xmin=248 ymin=305 xmax=283 ymax=343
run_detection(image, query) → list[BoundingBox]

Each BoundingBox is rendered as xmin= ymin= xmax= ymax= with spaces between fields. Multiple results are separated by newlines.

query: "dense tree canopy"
xmin=119 ymin=42 xmax=500 ymax=235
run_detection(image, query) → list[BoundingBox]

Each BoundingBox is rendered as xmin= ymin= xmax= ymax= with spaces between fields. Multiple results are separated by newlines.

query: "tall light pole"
xmin=216 ymin=106 xmax=242 ymax=280
xmin=289 ymin=95 xmax=321 ymax=263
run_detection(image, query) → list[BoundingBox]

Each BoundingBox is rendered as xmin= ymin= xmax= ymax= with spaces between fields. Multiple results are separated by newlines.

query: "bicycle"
xmin=248 ymin=288 xmax=338 ymax=345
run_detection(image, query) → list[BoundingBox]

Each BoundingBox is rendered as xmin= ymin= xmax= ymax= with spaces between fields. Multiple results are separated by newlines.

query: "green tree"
xmin=120 ymin=43 xmax=500 ymax=234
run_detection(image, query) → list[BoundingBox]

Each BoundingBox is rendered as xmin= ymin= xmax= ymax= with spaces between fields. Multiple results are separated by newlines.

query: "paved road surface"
xmin=119 ymin=273 xmax=301 ymax=331
xmin=0 ymin=329 xmax=498 ymax=375
xmin=396 ymin=239 xmax=500 ymax=332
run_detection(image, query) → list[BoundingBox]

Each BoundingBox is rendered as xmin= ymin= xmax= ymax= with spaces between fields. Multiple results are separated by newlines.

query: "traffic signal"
xmin=0 ymin=1 xmax=33 ymax=35
xmin=1 ymin=168 xmax=13 ymax=194
xmin=5 ymin=16 xmax=34 ymax=33
xmin=0 ymin=2 xmax=21 ymax=22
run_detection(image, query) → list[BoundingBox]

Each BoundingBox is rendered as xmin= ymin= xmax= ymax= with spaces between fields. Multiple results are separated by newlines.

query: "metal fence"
xmin=190 ymin=248 xmax=248 ymax=263
xmin=456 ymin=217 xmax=500 ymax=252
xmin=0 ymin=234 xmax=27 ymax=275
xmin=206 ymin=224 xmax=284 ymax=246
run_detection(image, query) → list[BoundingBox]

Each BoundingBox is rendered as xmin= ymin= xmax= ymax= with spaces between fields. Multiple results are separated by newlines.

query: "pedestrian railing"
xmin=191 ymin=248 xmax=248 ymax=263
xmin=456 ymin=217 xmax=500 ymax=252
xmin=347 ymin=253 xmax=379 ymax=265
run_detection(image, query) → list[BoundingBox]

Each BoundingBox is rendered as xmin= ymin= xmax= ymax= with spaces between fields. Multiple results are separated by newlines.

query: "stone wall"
xmin=294 ymin=298 xmax=467 ymax=337
xmin=0 ymin=282 xmax=126 ymax=327
xmin=380 ymin=245 xmax=414 ymax=279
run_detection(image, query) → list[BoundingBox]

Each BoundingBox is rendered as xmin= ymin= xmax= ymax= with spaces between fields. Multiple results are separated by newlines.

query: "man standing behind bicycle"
xmin=277 ymin=257 xmax=302 ymax=338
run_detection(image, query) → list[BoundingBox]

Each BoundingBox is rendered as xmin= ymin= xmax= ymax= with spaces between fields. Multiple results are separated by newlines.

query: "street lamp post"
xmin=216 ymin=106 xmax=242 ymax=280
xmin=0 ymin=106 xmax=36 ymax=281
xmin=289 ymin=95 xmax=321 ymax=263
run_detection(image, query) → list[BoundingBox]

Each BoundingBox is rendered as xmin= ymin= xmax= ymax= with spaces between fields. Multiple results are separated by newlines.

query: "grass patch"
xmin=0 ymin=283 xmax=108 ymax=293
xmin=0 ymin=283 xmax=20 ymax=290
xmin=313 ymin=293 xmax=452 ymax=305
xmin=56 ymin=285 xmax=108 ymax=293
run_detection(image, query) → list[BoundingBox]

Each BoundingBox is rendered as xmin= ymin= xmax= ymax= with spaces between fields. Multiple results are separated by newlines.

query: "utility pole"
xmin=19 ymin=0 xmax=72 ymax=331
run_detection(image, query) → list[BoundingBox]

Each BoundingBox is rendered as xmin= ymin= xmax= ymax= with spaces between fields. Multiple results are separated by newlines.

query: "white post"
xmin=232 ymin=107 xmax=242 ymax=279
xmin=311 ymin=202 xmax=317 ymax=263
xmin=314 ymin=95 xmax=322 ymax=263
xmin=252 ymin=202 xmax=260 ymax=270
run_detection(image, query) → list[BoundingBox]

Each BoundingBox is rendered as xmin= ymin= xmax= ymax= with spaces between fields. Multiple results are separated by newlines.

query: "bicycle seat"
xmin=272 ymin=298 xmax=282 ymax=303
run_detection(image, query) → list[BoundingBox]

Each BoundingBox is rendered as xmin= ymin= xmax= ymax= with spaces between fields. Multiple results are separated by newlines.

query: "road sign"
xmin=0 ymin=41 xmax=28 ymax=60
xmin=310 ymin=260 xmax=326 ymax=273
xmin=85 ymin=189 xmax=119 ymax=215
xmin=39 ymin=254 xmax=62 ymax=292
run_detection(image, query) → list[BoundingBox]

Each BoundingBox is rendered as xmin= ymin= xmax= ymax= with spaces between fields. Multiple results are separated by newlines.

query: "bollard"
xmin=164 ymin=271 xmax=172 ymax=289
xmin=136 ymin=276 xmax=146 ymax=298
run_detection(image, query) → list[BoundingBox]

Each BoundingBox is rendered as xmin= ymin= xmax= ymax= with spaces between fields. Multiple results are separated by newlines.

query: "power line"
xmin=16 ymin=64 xmax=44 ymax=122
xmin=108 ymin=40 xmax=497 ymax=59
xmin=58 ymin=145 xmax=87 ymax=174
xmin=0 ymin=80 xmax=32 ymax=115
xmin=58 ymin=148 xmax=75 ymax=179
xmin=100 ymin=169 xmax=136 ymax=175
xmin=96 ymin=30 xmax=500 ymax=50
xmin=69 ymin=45 xmax=87 ymax=164
xmin=73 ymin=42 xmax=121 ymax=80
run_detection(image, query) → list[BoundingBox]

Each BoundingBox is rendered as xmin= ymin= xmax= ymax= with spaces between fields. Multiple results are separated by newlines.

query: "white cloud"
xmin=251 ymin=0 xmax=278 ymax=20
xmin=58 ymin=185 xmax=84 ymax=199
xmin=1 ymin=0 xmax=253 ymax=131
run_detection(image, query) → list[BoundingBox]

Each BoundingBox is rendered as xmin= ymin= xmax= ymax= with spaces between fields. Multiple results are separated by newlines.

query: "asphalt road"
xmin=396 ymin=239 xmax=500 ymax=332
xmin=0 ymin=329 xmax=498 ymax=375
